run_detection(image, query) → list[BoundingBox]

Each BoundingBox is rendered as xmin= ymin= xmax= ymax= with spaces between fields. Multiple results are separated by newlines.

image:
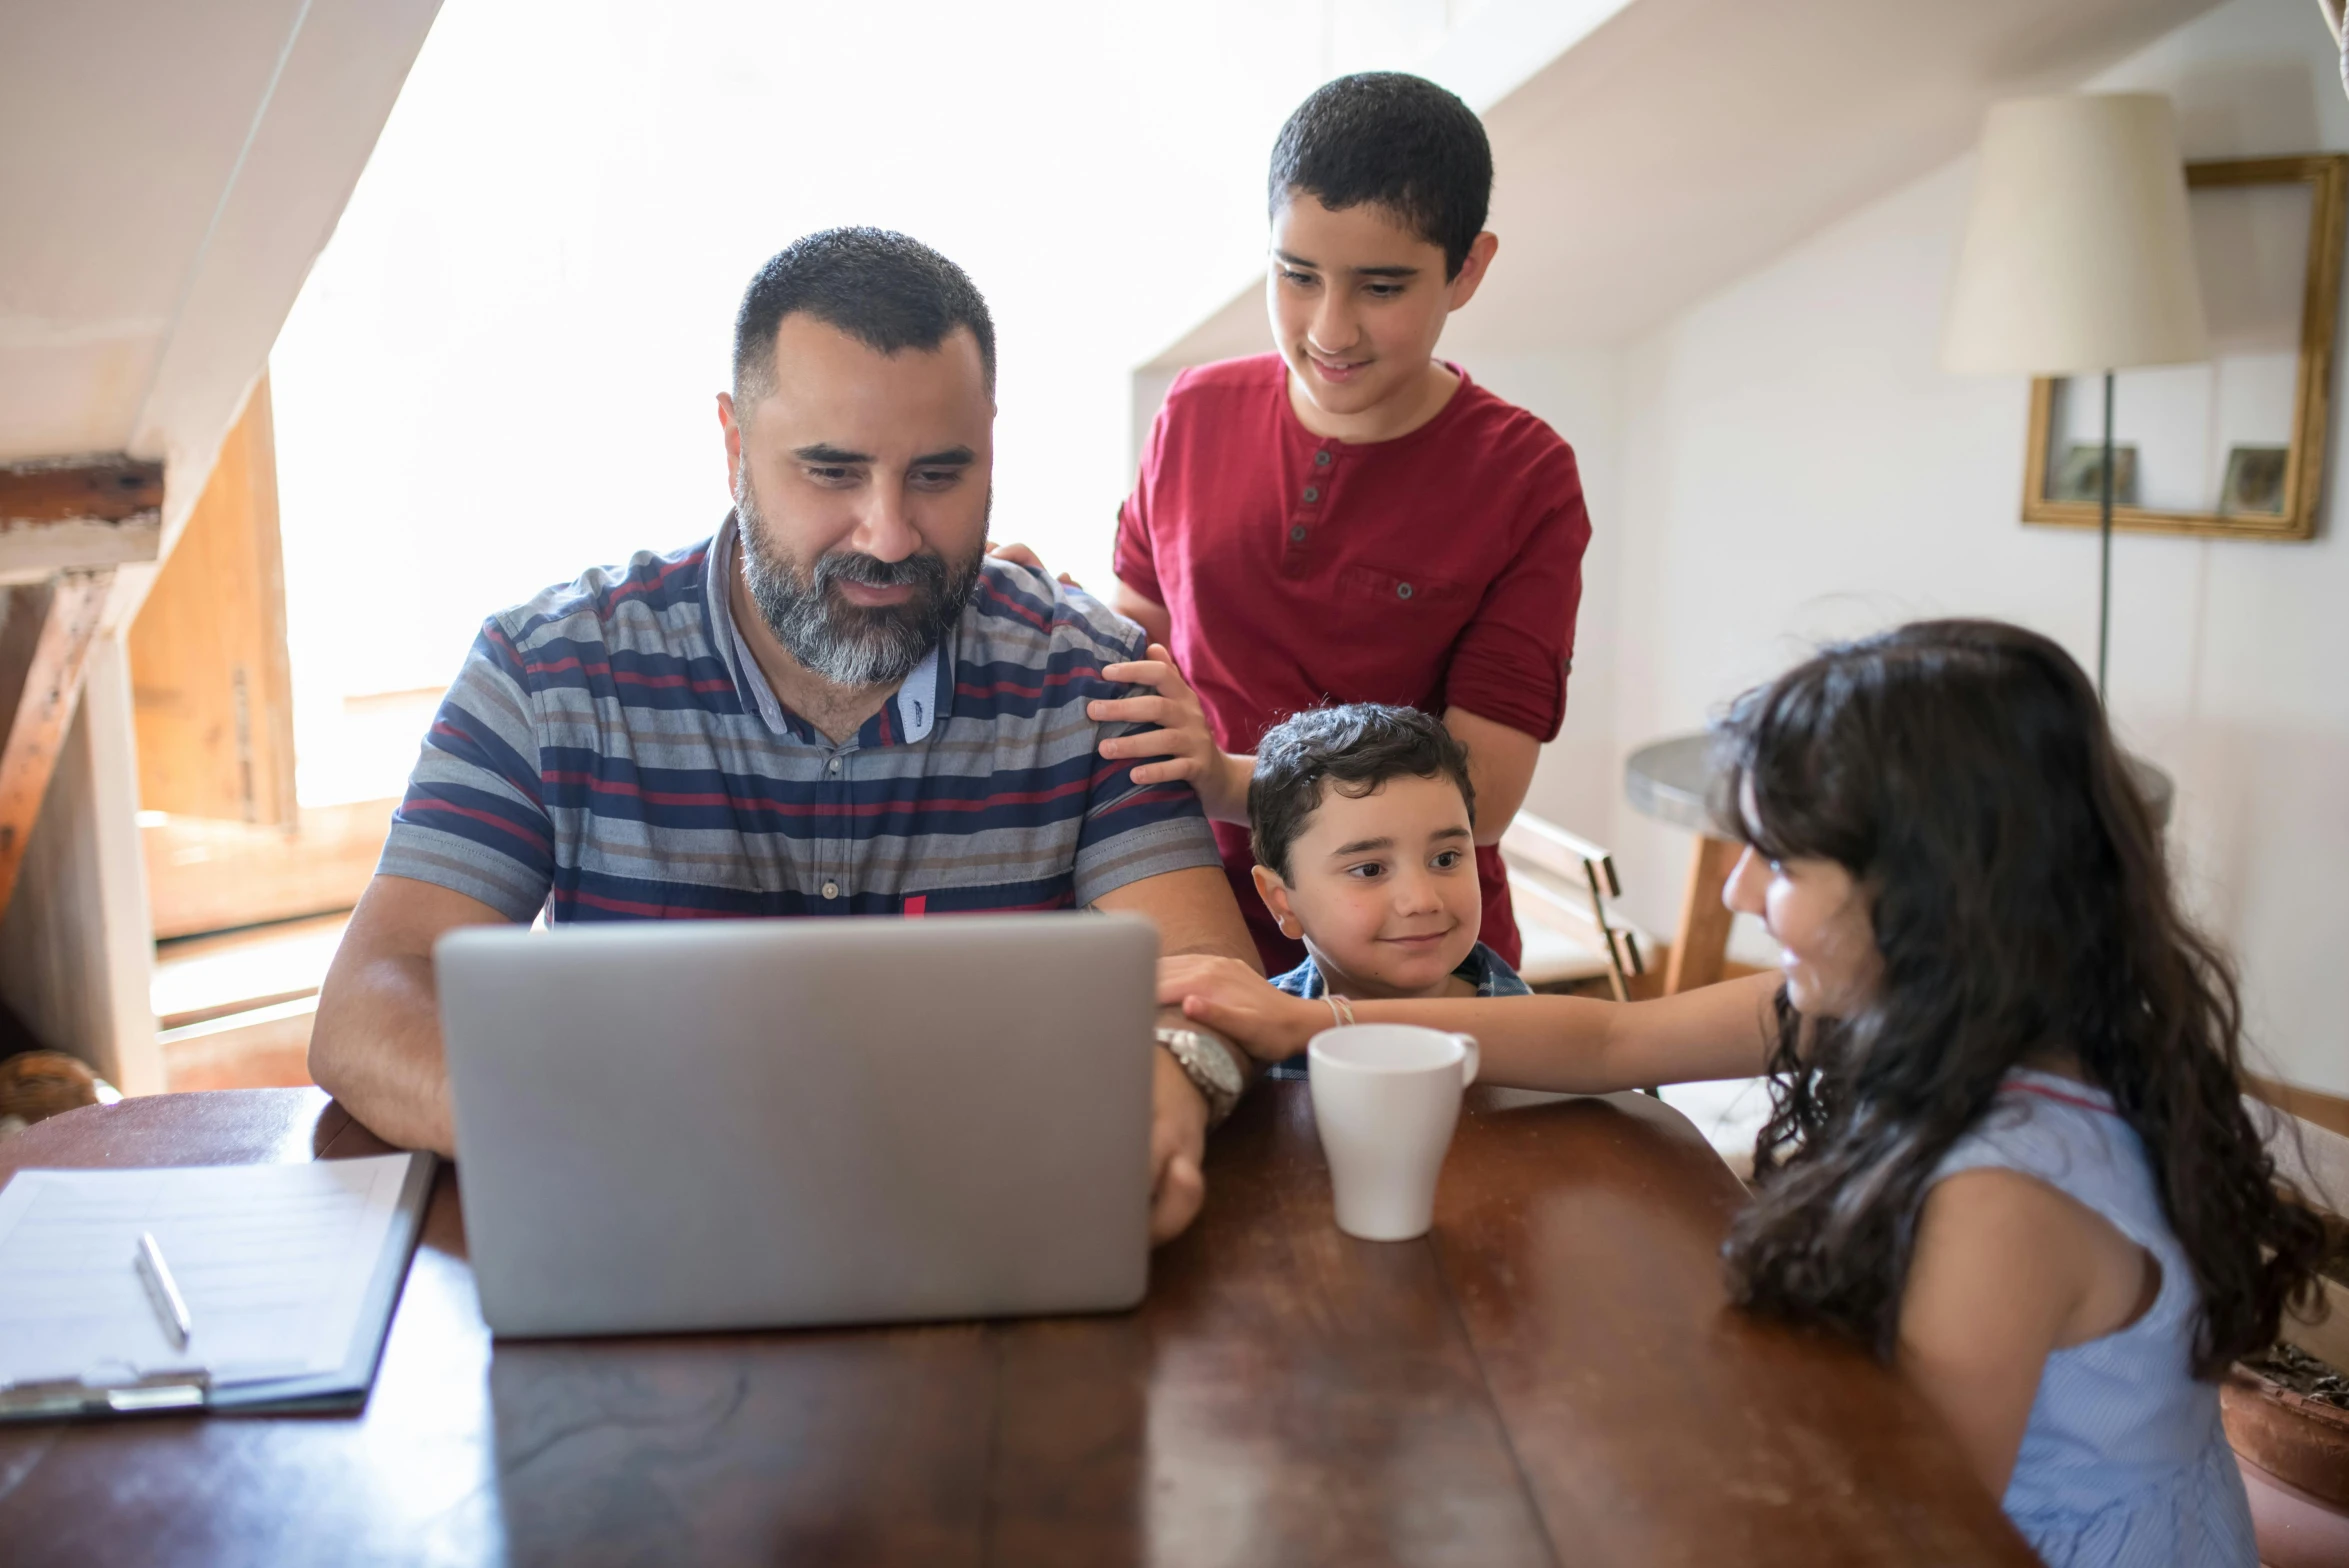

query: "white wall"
xmin=1470 ymin=353 xmax=1625 ymax=843
xmin=269 ymin=0 xmax=1480 ymax=804
xmin=1529 ymin=0 xmax=2349 ymax=1092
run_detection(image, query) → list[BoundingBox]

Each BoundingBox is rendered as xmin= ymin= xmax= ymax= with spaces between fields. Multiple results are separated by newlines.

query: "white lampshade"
xmin=1941 ymin=93 xmax=2209 ymax=377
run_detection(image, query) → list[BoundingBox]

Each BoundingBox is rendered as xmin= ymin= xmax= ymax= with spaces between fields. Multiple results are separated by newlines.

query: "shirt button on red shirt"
xmin=1302 ymin=486 xmax=1319 ymax=502
xmin=1289 ymin=525 xmax=1308 ymax=542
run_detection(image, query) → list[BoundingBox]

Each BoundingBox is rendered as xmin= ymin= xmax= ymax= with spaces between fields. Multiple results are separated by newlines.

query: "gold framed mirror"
xmin=2023 ymin=155 xmax=2347 ymax=541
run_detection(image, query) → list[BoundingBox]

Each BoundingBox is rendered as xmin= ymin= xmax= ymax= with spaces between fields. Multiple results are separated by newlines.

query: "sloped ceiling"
xmin=0 ymin=0 xmax=439 ymax=564
xmin=1150 ymin=0 xmax=2226 ymax=367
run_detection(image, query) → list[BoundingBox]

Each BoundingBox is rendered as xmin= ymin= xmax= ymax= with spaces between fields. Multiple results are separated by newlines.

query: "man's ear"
xmin=1446 ymin=231 xmax=1500 ymax=312
xmin=718 ymin=391 xmax=744 ymax=493
xmin=1251 ymin=864 xmax=1302 ymax=939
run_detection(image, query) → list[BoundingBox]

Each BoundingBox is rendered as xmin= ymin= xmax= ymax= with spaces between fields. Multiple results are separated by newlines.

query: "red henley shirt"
xmin=1115 ymin=353 xmax=1592 ymax=974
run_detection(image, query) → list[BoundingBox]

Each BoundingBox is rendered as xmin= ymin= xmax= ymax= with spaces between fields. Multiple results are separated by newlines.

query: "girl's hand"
xmin=1157 ymin=955 xmax=1325 ymax=1064
xmin=1091 ymin=644 xmax=1251 ymax=822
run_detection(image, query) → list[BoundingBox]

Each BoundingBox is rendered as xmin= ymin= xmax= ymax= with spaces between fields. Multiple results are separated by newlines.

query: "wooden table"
xmin=0 ymin=1084 xmax=2032 ymax=1566
xmin=1623 ymin=733 xmax=1747 ymax=996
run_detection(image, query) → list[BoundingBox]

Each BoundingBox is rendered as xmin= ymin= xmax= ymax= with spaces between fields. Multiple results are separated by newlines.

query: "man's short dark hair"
xmin=1266 ymin=72 xmax=1493 ymax=278
xmin=1249 ymin=704 xmax=1476 ymax=881
xmin=732 ymin=227 xmax=997 ymax=410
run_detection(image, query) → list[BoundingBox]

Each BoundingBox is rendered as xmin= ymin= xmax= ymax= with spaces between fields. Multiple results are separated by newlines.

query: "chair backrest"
xmin=1500 ymin=812 xmax=1644 ymax=1001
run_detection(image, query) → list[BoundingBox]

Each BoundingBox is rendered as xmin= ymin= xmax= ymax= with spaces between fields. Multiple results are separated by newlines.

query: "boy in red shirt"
xmin=1091 ymin=72 xmax=1592 ymax=974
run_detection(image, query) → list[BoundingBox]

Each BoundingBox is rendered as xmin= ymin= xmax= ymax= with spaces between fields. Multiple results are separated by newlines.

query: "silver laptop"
xmin=435 ymin=913 xmax=1156 ymax=1338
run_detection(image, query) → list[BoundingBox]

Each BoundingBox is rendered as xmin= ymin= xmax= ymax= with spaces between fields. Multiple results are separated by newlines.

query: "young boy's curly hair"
xmin=1249 ymin=704 xmax=1474 ymax=882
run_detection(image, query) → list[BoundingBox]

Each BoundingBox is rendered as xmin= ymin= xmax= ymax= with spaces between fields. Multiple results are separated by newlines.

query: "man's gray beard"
xmin=734 ymin=476 xmax=984 ymax=689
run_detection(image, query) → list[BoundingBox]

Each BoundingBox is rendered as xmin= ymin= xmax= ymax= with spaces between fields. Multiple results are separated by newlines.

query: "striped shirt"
xmin=378 ymin=513 xmax=1222 ymax=922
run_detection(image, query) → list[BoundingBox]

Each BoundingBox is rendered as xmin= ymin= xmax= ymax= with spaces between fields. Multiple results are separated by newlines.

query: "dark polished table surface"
xmin=0 ymin=1083 xmax=2032 ymax=1566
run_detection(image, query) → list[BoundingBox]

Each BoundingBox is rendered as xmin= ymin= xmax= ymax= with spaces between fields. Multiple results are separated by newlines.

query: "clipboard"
xmin=0 ymin=1152 xmax=437 ymax=1421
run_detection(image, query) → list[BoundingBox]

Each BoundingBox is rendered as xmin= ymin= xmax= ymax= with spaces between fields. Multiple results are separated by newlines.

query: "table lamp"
xmin=1941 ymin=92 xmax=2209 ymax=701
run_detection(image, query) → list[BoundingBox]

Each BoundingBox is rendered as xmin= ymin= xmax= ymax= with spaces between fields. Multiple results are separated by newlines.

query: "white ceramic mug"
xmin=1307 ymin=1023 xmax=1480 ymax=1242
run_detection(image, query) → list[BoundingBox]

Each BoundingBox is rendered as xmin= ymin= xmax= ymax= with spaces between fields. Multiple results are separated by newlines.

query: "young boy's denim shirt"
xmin=1261 ymin=942 xmax=1530 ymax=1078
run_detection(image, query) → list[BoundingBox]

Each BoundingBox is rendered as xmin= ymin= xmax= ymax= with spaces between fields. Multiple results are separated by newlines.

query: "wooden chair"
xmin=1499 ymin=812 xmax=1646 ymax=1002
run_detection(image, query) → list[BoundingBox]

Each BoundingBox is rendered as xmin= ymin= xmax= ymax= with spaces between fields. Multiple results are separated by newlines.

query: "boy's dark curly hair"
xmin=1250 ymin=704 xmax=1474 ymax=881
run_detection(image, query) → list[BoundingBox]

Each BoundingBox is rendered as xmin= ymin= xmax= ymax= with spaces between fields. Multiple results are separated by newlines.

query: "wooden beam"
xmin=128 ymin=378 xmax=297 ymax=825
xmin=0 ymin=572 xmax=114 ymax=916
xmin=0 ymin=635 xmax=164 ymax=1095
xmin=0 ymin=457 xmax=165 ymax=585
xmin=0 ymin=457 xmax=165 ymax=524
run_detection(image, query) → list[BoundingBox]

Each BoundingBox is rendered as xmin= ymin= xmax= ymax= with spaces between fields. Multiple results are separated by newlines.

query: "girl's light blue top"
xmin=1928 ymin=1069 xmax=2255 ymax=1567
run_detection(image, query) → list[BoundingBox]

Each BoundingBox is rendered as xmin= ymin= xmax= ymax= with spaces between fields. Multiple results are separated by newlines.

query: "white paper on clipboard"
xmin=0 ymin=1154 xmax=425 ymax=1396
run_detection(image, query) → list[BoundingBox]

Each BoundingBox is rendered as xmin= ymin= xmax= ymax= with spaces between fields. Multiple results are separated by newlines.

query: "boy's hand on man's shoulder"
xmin=1090 ymin=645 xmax=1251 ymax=823
xmin=984 ymin=539 xmax=1080 ymax=588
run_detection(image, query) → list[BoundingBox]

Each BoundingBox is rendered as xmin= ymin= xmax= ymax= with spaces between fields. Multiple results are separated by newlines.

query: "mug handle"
xmin=1454 ymin=1034 xmax=1480 ymax=1089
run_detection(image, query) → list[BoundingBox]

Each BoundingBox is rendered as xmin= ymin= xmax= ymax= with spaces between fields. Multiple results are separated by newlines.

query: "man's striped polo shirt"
xmin=378 ymin=513 xmax=1222 ymax=922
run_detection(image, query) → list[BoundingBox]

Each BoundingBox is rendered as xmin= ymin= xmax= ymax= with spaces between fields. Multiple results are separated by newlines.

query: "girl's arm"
xmin=1897 ymin=1169 xmax=2152 ymax=1498
xmin=1158 ymin=958 xmax=1783 ymax=1095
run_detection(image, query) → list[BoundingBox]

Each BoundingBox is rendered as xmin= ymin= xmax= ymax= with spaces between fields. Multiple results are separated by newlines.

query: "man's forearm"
xmin=309 ymin=952 xmax=458 ymax=1156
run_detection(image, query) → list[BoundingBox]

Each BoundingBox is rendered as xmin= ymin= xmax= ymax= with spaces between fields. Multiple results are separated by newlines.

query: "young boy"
xmin=1246 ymin=705 xmax=1529 ymax=1073
xmin=1091 ymin=72 xmax=1593 ymax=979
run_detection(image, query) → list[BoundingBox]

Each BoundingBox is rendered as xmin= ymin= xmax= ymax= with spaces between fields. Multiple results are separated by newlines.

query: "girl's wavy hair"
xmin=1715 ymin=618 xmax=2326 ymax=1376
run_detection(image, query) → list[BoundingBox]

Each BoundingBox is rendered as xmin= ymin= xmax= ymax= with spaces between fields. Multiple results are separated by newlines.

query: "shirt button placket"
xmin=1289 ymin=450 xmax=1331 ymax=556
xmin=825 ymin=749 xmax=847 ymax=904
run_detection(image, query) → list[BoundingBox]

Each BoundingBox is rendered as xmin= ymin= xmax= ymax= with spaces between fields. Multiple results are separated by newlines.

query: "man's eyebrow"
xmin=792 ymin=443 xmax=873 ymax=464
xmin=1427 ymin=825 xmax=1472 ymax=842
xmin=1329 ymin=835 xmax=1394 ymax=856
xmin=909 ymin=446 xmax=976 ymax=467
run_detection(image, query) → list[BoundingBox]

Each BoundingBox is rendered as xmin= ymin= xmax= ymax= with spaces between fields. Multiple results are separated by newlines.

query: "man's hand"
xmin=1159 ymin=954 xmax=1325 ymax=1064
xmin=1090 ymin=645 xmax=1251 ymax=823
xmin=1149 ymin=1044 xmax=1210 ymax=1243
xmin=1092 ymin=867 xmax=1264 ymax=1245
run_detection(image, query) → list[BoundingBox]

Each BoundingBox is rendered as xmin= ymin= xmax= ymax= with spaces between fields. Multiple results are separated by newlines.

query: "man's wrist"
xmin=1153 ymin=1041 xmax=1211 ymax=1125
xmin=1155 ymin=1022 xmax=1244 ymax=1128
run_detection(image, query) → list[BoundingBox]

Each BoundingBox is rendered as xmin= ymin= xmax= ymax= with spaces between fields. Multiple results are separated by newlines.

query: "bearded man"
xmin=309 ymin=229 xmax=1261 ymax=1244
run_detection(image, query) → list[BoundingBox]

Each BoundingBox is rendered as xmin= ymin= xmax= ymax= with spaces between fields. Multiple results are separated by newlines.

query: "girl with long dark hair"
xmin=1162 ymin=619 xmax=2328 ymax=1565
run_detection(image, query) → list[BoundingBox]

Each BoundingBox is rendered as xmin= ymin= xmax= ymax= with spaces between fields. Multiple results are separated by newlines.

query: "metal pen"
xmin=134 ymin=1231 xmax=193 ymax=1352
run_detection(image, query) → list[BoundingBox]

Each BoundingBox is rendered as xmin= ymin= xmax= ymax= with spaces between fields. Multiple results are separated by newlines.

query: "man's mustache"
xmin=814 ymin=549 xmax=947 ymax=595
